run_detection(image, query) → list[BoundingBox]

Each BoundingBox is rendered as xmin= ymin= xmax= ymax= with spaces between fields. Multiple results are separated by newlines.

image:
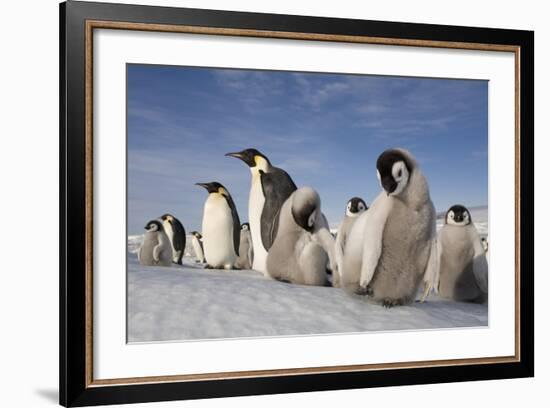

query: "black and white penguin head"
xmin=160 ymin=213 xmax=174 ymax=225
xmin=445 ymin=204 xmax=472 ymax=226
xmin=144 ymin=220 xmax=163 ymax=232
xmin=241 ymin=222 xmax=250 ymax=231
xmin=346 ymin=197 xmax=368 ymax=217
xmin=225 ymin=148 xmax=271 ymax=172
xmin=291 ymin=187 xmax=321 ymax=232
xmin=195 ymin=181 xmax=230 ymax=197
xmin=376 ymin=149 xmax=414 ymax=196
xmin=191 ymin=231 xmax=202 ymax=239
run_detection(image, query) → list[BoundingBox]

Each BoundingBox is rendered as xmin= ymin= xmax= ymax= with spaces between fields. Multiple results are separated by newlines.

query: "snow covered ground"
xmin=127 ymin=206 xmax=489 ymax=342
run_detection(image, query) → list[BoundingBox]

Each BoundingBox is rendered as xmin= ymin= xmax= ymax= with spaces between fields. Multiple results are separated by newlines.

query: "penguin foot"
xmin=381 ymin=298 xmax=404 ymax=308
xmin=355 ymin=285 xmax=373 ymax=296
xmin=204 ymin=264 xmax=214 ymax=269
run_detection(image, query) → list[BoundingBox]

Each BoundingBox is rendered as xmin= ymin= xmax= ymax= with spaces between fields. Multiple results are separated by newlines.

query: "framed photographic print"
xmin=59 ymin=0 xmax=534 ymax=406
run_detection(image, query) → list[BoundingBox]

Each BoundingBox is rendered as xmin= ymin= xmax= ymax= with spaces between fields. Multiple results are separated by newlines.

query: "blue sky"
xmin=127 ymin=64 xmax=488 ymax=235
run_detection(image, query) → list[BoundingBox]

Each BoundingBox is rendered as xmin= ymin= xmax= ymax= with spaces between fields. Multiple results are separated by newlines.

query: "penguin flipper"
xmin=358 ymin=193 xmax=393 ymax=289
xmin=259 ymin=168 xmax=297 ymax=250
xmin=222 ymin=194 xmax=241 ymax=257
xmin=420 ymin=236 xmax=441 ymax=302
xmin=471 ymin=229 xmax=489 ymax=294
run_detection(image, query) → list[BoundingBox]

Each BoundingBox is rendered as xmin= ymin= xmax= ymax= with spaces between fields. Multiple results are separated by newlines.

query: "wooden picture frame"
xmin=60 ymin=1 xmax=534 ymax=406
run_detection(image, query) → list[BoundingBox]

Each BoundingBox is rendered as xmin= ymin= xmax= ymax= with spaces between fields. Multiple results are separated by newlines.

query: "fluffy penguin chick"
xmin=266 ymin=187 xmax=337 ymax=286
xmin=235 ymin=223 xmax=254 ymax=269
xmin=190 ymin=231 xmax=205 ymax=263
xmin=196 ymin=182 xmax=240 ymax=269
xmin=341 ymin=148 xmax=438 ymax=307
xmin=438 ymin=205 xmax=488 ymax=303
xmin=334 ymin=197 xmax=368 ymax=287
xmin=138 ymin=220 xmax=173 ymax=267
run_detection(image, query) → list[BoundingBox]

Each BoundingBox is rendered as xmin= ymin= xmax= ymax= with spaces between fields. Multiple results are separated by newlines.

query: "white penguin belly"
xmin=249 ymin=177 xmax=268 ymax=273
xmin=191 ymin=236 xmax=204 ymax=262
xmin=162 ymin=221 xmax=177 ymax=261
xmin=202 ymin=195 xmax=236 ymax=268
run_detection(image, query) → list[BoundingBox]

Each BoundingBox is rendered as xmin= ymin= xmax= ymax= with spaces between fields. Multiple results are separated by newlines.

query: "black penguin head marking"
xmin=346 ymin=197 xmax=368 ymax=216
xmin=145 ymin=220 xmax=162 ymax=232
xmin=241 ymin=222 xmax=250 ymax=231
xmin=195 ymin=181 xmax=229 ymax=196
xmin=376 ymin=149 xmax=413 ymax=196
xmin=225 ymin=148 xmax=270 ymax=169
xmin=160 ymin=213 xmax=174 ymax=224
xmin=445 ymin=204 xmax=472 ymax=226
xmin=291 ymin=187 xmax=320 ymax=232
xmin=191 ymin=231 xmax=202 ymax=239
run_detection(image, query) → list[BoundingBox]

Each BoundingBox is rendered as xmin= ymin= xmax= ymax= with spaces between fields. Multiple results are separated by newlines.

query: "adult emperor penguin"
xmin=190 ymin=231 xmax=205 ymax=263
xmin=235 ymin=223 xmax=254 ymax=269
xmin=138 ymin=220 xmax=173 ymax=267
xmin=437 ymin=205 xmax=488 ymax=303
xmin=225 ymin=148 xmax=297 ymax=274
xmin=266 ymin=187 xmax=337 ymax=286
xmin=196 ymin=182 xmax=241 ymax=269
xmin=341 ymin=148 xmax=439 ymax=307
xmin=333 ymin=197 xmax=368 ymax=287
xmin=159 ymin=214 xmax=186 ymax=265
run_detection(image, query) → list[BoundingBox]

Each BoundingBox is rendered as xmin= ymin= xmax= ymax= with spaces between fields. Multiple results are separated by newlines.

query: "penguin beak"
xmin=195 ymin=182 xmax=213 ymax=193
xmin=381 ymin=177 xmax=397 ymax=196
xmin=225 ymin=150 xmax=255 ymax=167
xmin=225 ymin=151 xmax=244 ymax=160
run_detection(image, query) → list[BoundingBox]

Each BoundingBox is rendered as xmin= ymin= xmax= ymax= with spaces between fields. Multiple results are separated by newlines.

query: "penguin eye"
xmin=449 ymin=212 xmax=454 ymax=219
xmin=397 ymin=169 xmax=402 ymax=178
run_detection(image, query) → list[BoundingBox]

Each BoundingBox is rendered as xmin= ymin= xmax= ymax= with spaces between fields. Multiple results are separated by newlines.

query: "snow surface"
xmin=127 ymin=206 xmax=488 ymax=342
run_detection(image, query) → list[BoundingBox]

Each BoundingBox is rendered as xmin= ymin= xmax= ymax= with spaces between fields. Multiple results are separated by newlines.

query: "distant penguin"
xmin=481 ymin=237 xmax=489 ymax=253
xmin=138 ymin=220 xmax=173 ymax=267
xmin=196 ymin=182 xmax=240 ymax=269
xmin=437 ymin=205 xmax=488 ymax=303
xmin=190 ymin=231 xmax=205 ymax=263
xmin=160 ymin=214 xmax=186 ymax=265
xmin=225 ymin=148 xmax=297 ymax=274
xmin=235 ymin=223 xmax=254 ymax=269
xmin=333 ymin=197 xmax=368 ymax=287
xmin=342 ymin=148 xmax=439 ymax=307
xmin=266 ymin=187 xmax=337 ymax=286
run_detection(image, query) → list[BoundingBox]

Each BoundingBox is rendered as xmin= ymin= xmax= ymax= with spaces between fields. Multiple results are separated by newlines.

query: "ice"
xmin=127 ymin=206 xmax=488 ymax=342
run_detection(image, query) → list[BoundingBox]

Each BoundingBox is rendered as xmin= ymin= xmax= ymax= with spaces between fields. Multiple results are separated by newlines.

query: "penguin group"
xmin=137 ymin=147 xmax=489 ymax=307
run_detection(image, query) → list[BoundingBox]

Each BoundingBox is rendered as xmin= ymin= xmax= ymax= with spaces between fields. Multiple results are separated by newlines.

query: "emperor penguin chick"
xmin=438 ymin=205 xmax=488 ymax=303
xmin=235 ymin=223 xmax=254 ymax=269
xmin=138 ymin=220 xmax=173 ymax=267
xmin=196 ymin=182 xmax=241 ymax=270
xmin=190 ymin=231 xmax=205 ymax=263
xmin=341 ymin=148 xmax=438 ymax=307
xmin=334 ymin=197 xmax=368 ymax=287
xmin=266 ymin=187 xmax=337 ymax=286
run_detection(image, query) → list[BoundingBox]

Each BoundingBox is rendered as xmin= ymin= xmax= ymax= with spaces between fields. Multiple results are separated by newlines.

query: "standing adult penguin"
xmin=266 ymin=187 xmax=337 ymax=286
xmin=196 ymin=182 xmax=240 ymax=269
xmin=159 ymin=214 xmax=186 ymax=265
xmin=235 ymin=223 xmax=254 ymax=269
xmin=437 ymin=205 xmax=488 ymax=303
xmin=138 ymin=220 xmax=173 ymax=267
xmin=341 ymin=148 xmax=439 ymax=307
xmin=333 ymin=197 xmax=368 ymax=287
xmin=225 ymin=148 xmax=297 ymax=274
xmin=190 ymin=231 xmax=205 ymax=263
